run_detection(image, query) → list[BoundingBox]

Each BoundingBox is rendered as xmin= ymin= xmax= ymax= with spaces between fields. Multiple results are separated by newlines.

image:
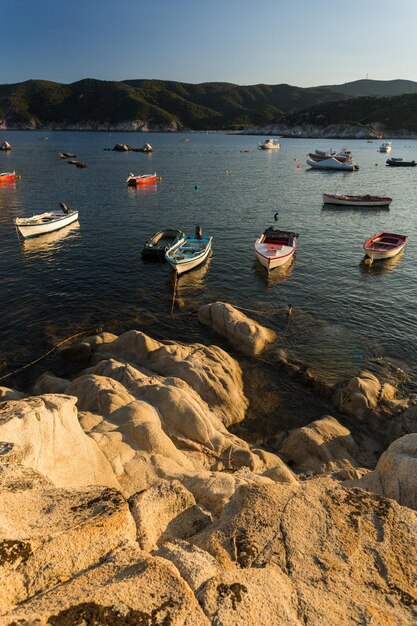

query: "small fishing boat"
xmin=322 ymin=193 xmax=392 ymax=207
xmin=166 ymin=227 xmax=212 ymax=275
xmin=307 ymin=157 xmax=359 ymax=171
xmin=142 ymin=228 xmax=185 ymax=259
xmin=363 ymin=232 xmax=409 ymax=261
xmin=126 ymin=172 xmax=157 ymax=186
xmin=386 ymin=158 xmax=416 ymax=167
xmin=308 ymin=148 xmax=352 ymax=163
xmin=255 ymin=227 xmax=299 ymax=271
xmin=14 ymin=203 xmax=78 ymax=239
xmin=0 ymin=171 xmax=16 ymax=184
xmin=379 ymin=142 xmax=392 ymax=153
xmin=258 ymin=138 xmax=280 ymax=150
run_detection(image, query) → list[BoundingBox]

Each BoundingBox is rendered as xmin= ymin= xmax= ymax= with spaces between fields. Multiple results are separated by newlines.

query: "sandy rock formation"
xmin=62 ymin=353 xmax=292 ymax=510
xmin=279 ymin=415 xmax=360 ymax=474
xmin=0 ymin=394 xmax=119 ymax=489
xmin=0 ymin=464 xmax=135 ymax=610
xmin=4 ymin=542 xmax=208 ymax=626
xmin=0 ymin=386 xmax=25 ymax=400
xmin=192 ymin=479 xmax=417 ymax=625
xmin=129 ymin=479 xmax=212 ymax=550
xmin=352 ymin=434 xmax=417 ymax=510
xmin=198 ymin=301 xmax=277 ymax=356
xmin=85 ymin=329 xmax=248 ymax=426
xmin=333 ymin=370 xmax=409 ymax=422
xmin=388 ymin=403 xmax=417 ymax=441
xmin=33 ymin=372 xmax=70 ymax=394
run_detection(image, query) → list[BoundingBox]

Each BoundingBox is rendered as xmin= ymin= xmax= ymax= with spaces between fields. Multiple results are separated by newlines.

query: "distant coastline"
xmin=2 ymin=77 xmax=417 ymax=138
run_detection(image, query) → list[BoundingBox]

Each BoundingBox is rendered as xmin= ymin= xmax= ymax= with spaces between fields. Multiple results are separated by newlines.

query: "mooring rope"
xmin=0 ymin=330 xmax=88 ymax=382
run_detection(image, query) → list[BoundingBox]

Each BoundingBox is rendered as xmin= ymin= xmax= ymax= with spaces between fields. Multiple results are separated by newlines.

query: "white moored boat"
xmin=166 ymin=227 xmax=212 ymax=275
xmin=363 ymin=232 xmax=409 ymax=261
xmin=258 ymin=138 xmax=280 ymax=150
xmin=14 ymin=203 xmax=79 ymax=239
xmin=322 ymin=193 xmax=392 ymax=207
xmin=307 ymin=157 xmax=358 ymax=171
xmin=255 ymin=227 xmax=299 ymax=271
xmin=379 ymin=142 xmax=392 ymax=153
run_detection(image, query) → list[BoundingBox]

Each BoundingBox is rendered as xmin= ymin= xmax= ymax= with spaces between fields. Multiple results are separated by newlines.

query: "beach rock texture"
xmin=352 ymin=434 xmax=417 ymax=510
xmin=198 ymin=301 xmax=277 ymax=356
xmin=279 ymin=415 xmax=361 ymax=474
xmin=0 ymin=394 xmax=119 ymax=489
xmin=333 ymin=370 xmax=409 ymax=426
xmin=1 ymin=326 xmax=417 ymax=624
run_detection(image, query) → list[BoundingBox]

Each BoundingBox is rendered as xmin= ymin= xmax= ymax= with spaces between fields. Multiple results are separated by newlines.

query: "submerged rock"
xmin=198 ymin=301 xmax=277 ymax=356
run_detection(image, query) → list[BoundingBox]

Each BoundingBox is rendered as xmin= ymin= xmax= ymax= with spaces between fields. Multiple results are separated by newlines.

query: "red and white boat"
xmin=0 ymin=171 xmax=16 ymax=184
xmin=363 ymin=232 xmax=409 ymax=261
xmin=255 ymin=227 xmax=299 ymax=271
xmin=126 ymin=172 xmax=157 ymax=186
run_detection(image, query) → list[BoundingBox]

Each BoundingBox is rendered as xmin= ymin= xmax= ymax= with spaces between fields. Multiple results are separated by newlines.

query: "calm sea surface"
xmin=1 ymin=131 xmax=417 ymax=424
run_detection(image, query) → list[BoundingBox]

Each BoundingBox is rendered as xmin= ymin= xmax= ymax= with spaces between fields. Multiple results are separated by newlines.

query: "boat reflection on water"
xmin=127 ymin=183 xmax=157 ymax=196
xmin=359 ymin=251 xmax=405 ymax=274
xmin=321 ymin=203 xmax=390 ymax=213
xmin=252 ymin=257 xmax=295 ymax=286
xmin=20 ymin=221 xmax=80 ymax=258
xmin=167 ymin=254 xmax=212 ymax=312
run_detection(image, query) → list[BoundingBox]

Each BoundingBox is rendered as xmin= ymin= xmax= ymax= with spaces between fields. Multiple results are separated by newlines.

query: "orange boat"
xmin=126 ymin=172 xmax=157 ymax=186
xmin=0 ymin=171 xmax=16 ymax=184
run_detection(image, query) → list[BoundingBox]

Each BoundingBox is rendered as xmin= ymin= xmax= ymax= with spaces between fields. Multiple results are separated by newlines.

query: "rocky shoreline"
xmin=1 ymin=302 xmax=416 ymax=624
xmin=2 ymin=119 xmax=417 ymax=138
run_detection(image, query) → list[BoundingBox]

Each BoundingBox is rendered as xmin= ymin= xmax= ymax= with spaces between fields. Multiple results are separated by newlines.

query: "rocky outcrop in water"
xmin=1 ymin=318 xmax=417 ymax=624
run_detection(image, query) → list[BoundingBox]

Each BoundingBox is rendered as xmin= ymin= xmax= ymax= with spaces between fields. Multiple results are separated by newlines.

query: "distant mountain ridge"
xmin=1 ymin=78 xmax=417 ymax=134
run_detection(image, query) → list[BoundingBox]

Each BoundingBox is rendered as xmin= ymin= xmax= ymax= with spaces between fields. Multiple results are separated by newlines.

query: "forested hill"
xmin=1 ymin=78 xmax=417 ymax=131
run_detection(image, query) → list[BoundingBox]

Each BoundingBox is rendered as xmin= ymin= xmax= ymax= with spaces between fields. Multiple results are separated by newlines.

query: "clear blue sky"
xmin=3 ymin=0 xmax=417 ymax=86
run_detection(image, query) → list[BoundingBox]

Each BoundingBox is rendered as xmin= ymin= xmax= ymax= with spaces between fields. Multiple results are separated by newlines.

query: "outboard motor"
xmin=195 ymin=225 xmax=203 ymax=240
xmin=59 ymin=202 xmax=70 ymax=214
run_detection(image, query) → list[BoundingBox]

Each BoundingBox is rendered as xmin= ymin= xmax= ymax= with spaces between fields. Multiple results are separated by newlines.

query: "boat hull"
xmin=255 ymin=246 xmax=295 ymax=270
xmin=0 ymin=171 xmax=15 ymax=184
xmin=15 ymin=211 xmax=79 ymax=238
xmin=307 ymin=158 xmax=357 ymax=171
xmin=127 ymin=173 xmax=157 ymax=186
xmin=363 ymin=232 xmax=408 ymax=261
xmin=364 ymin=245 xmax=406 ymax=260
xmin=322 ymin=194 xmax=392 ymax=206
xmin=142 ymin=229 xmax=185 ymax=259
xmin=166 ymin=237 xmax=212 ymax=275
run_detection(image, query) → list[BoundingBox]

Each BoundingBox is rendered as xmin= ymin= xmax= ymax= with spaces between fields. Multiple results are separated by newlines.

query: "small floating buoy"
xmin=194 ymin=184 xmax=199 ymax=190
xmin=224 ymin=169 xmax=229 ymax=175
xmin=296 ymin=164 xmax=301 ymax=169
xmin=364 ymin=257 xmax=373 ymax=266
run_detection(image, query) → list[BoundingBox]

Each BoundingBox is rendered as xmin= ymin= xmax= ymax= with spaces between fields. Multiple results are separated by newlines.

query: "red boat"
xmin=126 ymin=172 xmax=157 ymax=186
xmin=363 ymin=232 xmax=409 ymax=261
xmin=0 ymin=171 xmax=16 ymax=184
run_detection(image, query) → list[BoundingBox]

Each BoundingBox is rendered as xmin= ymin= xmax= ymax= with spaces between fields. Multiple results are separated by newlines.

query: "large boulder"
xmin=333 ymin=370 xmax=408 ymax=422
xmin=279 ymin=415 xmax=360 ymax=474
xmin=352 ymin=434 xmax=417 ymax=510
xmin=198 ymin=301 xmax=277 ymax=356
xmin=129 ymin=479 xmax=211 ymax=550
xmin=0 ymin=394 xmax=119 ymax=489
xmin=192 ymin=478 xmax=417 ymax=625
xmin=3 ymin=544 xmax=209 ymax=626
xmin=86 ymin=329 xmax=248 ymax=427
xmin=0 ymin=464 xmax=136 ymax=609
